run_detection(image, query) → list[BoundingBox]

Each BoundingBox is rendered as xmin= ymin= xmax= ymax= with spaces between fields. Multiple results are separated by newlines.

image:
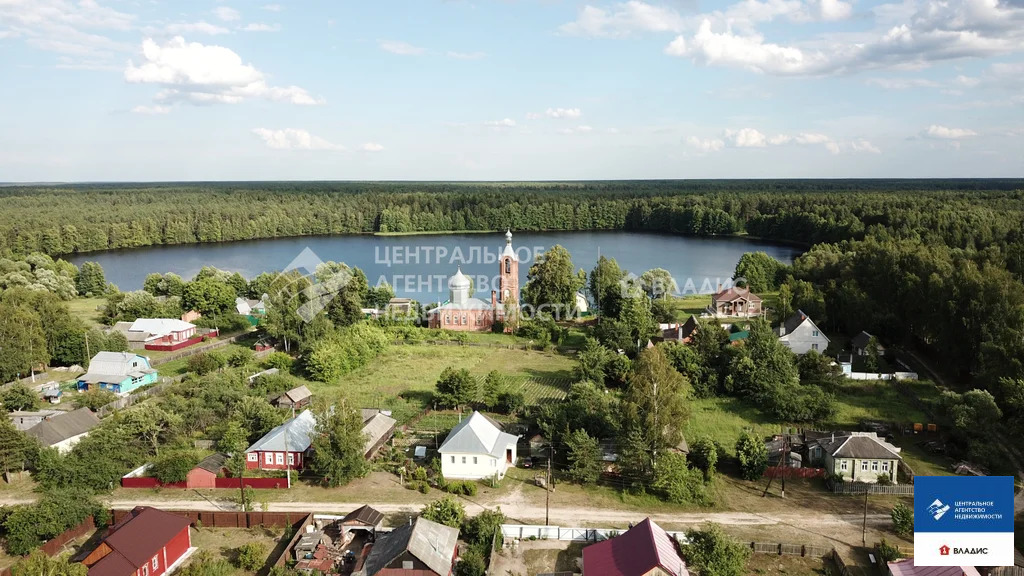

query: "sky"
xmin=0 ymin=0 xmax=1022 ymax=181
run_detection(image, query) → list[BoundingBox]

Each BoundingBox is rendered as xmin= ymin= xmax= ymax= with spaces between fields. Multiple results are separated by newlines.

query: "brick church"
xmin=428 ymin=230 xmax=519 ymax=331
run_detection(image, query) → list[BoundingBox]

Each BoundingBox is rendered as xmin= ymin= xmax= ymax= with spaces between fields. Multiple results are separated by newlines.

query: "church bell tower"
xmin=499 ymin=229 xmax=519 ymax=304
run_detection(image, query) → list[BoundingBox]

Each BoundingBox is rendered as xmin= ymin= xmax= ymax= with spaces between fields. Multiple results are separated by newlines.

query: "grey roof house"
xmin=25 ymin=407 xmax=101 ymax=454
xmin=357 ymin=518 xmax=459 ymax=576
xmin=776 ymin=310 xmax=830 ymax=355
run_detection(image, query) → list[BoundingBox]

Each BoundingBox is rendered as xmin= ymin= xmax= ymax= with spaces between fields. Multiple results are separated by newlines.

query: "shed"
xmin=186 ymin=453 xmax=229 ymax=489
xmin=273 ymin=385 xmax=312 ymax=409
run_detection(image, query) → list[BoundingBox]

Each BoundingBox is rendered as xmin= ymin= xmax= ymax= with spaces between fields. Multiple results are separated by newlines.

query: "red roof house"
xmin=582 ymin=518 xmax=688 ymax=576
xmin=710 ymin=286 xmax=763 ymax=317
xmin=83 ymin=507 xmax=195 ymax=576
xmin=886 ymin=559 xmax=981 ymax=576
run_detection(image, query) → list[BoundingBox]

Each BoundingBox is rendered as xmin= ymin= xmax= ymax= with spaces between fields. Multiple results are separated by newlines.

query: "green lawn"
xmin=66 ymin=297 xmax=107 ymax=328
xmin=668 ymin=294 xmax=711 ymax=319
xmin=303 ymin=343 xmax=576 ymax=423
xmin=828 ymin=380 xmax=939 ymax=428
xmin=684 ymin=397 xmax=781 ymax=455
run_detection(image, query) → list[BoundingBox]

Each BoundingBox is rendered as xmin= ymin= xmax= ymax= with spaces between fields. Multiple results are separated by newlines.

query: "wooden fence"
xmin=95 ymin=381 xmax=168 ymax=418
xmin=110 ymin=509 xmax=308 ymax=529
xmin=750 ymin=541 xmax=832 ymax=557
xmin=148 ymin=330 xmax=252 ymax=366
xmin=827 ymin=480 xmax=914 ymax=496
xmin=763 ymin=466 xmax=826 ymax=479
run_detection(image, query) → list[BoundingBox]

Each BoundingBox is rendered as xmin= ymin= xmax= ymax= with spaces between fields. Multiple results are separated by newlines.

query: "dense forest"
xmin=1 ymin=180 xmax=1022 ymax=256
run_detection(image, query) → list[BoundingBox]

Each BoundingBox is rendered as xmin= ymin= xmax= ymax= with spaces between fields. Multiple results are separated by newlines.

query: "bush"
xmin=188 ymin=352 xmax=226 ymax=375
xmin=178 ymin=551 xmax=233 ymax=576
xmin=681 ymin=524 xmax=751 ymax=576
xmin=891 ymin=502 xmax=913 ymax=537
xmin=72 ymin=389 xmax=116 ymax=411
xmin=235 ymin=542 xmax=268 ymax=571
xmin=876 ymin=538 xmax=904 ymax=562
xmin=3 ymin=490 xmax=104 ymax=555
xmin=1 ymin=384 xmax=39 ymax=412
xmin=421 ymin=497 xmax=465 ymax=528
xmin=227 ymin=348 xmax=255 ymax=368
xmin=735 ymin=431 xmax=768 ymax=481
xmin=445 ymin=480 xmax=477 ymax=496
xmin=263 ymin=352 xmax=293 ymax=371
xmin=462 ymin=508 xmax=505 ymax=554
xmin=454 ymin=548 xmax=486 ymax=576
xmin=496 ymin=391 xmax=525 ymax=415
xmin=150 ymin=450 xmax=201 ymax=484
xmin=417 ymin=481 xmax=430 ymax=494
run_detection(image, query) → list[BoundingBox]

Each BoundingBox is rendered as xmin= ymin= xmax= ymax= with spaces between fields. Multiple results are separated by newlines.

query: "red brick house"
xmin=245 ymin=410 xmax=316 ymax=471
xmin=710 ymin=286 xmax=763 ymax=317
xmin=83 ymin=507 xmax=194 ymax=576
xmin=428 ymin=230 xmax=519 ymax=332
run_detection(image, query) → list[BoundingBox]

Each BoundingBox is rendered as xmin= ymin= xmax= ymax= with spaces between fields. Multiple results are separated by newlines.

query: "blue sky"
xmin=0 ymin=0 xmax=1022 ymax=181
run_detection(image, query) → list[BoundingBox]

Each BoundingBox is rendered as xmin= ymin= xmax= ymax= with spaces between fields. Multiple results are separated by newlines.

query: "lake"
xmin=68 ymin=232 xmax=802 ymax=302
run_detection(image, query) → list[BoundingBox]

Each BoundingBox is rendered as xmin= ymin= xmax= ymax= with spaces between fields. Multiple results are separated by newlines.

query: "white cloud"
xmin=251 ymin=128 xmax=343 ymax=151
xmin=665 ymin=0 xmax=1024 ymax=76
xmin=576 ymin=125 xmax=594 ymax=132
xmin=262 ymin=4 xmax=282 ymax=11
xmin=484 ymin=118 xmax=517 ymax=128
xmin=686 ymin=136 xmax=725 ymax=152
xmin=923 ymin=125 xmax=978 ymax=139
xmin=125 ymin=37 xmax=322 ymax=106
xmin=447 ymin=51 xmax=486 ymax=60
xmin=241 ymin=23 xmax=280 ymax=32
xmin=557 ymin=128 xmax=576 ymax=135
xmin=164 ymin=21 xmax=230 ymax=36
xmin=794 ymin=132 xmax=831 ymax=145
xmin=360 ymin=143 xmax=385 ymax=152
xmin=851 ymin=139 xmax=882 ymax=153
xmin=213 ymin=7 xmax=241 ymax=22
xmin=131 ymin=105 xmax=170 ymax=115
xmin=812 ymin=0 xmax=852 ymax=21
xmin=955 ymin=74 xmax=980 ymax=87
xmin=866 ymin=77 xmax=942 ymax=89
xmin=546 ymin=107 xmax=582 ymax=119
xmin=559 ymin=1 xmax=687 ymax=37
xmin=0 ymin=0 xmax=135 ymax=64
xmin=525 ymin=112 xmax=542 ymax=120
xmin=725 ymin=127 xmax=768 ymax=147
xmin=379 ymin=40 xmax=425 ymax=55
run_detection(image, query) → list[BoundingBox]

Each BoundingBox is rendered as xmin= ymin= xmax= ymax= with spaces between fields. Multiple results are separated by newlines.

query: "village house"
xmin=77 ymin=351 xmax=158 ymax=395
xmin=776 ymin=310 xmax=830 ymax=354
xmin=361 ymin=409 xmax=397 ymax=458
xmin=8 ymin=409 xmax=62 ymax=431
xmin=272 ymin=384 xmax=313 ymax=410
xmin=235 ymin=296 xmax=267 ymax=316
xmin=245 ymin=410 xmax=316 ymax=471
xmin=710 ymin=286 xmax=763 ymax=317
xmin=659 ymin=315 xmax=699 ymax=344
xmin=356 ymin=518 xmax=459 ymax=576
xmin=815 ymin=432 xmax=902 ymax=483
xmin=25 ymin=407 xmax=100 ymax=454
xmin=428 ymin=230 xmax=519 ymax=332
xmin=386 ymin=297 xmax=414 ymax=315
xmin=582 ymin=518 xmax=689 ymax=576
xmin=852 ymin=331 xmax=884 ymax=357
xmin=185 ymin=453 xmax=229 ymax=489
xmin=438 ymin=411 xmax=518 ymax=481
xmin=113 ymin=318 xmax=198 ymax=351
xmin=82 ymin=507 xmax=194 ymax=576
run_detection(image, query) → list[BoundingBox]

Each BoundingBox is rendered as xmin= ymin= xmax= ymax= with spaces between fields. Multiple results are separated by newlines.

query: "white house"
xmin=776 ymin=310 xmax=830 ymax=355
xmin=438 ymin=411 xmax=518 ymax=481
xmin=24 ymin=408 xmax=100 ymax=454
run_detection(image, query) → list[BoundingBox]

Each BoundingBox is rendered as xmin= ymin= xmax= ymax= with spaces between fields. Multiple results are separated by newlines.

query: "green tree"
xmin=11 ymin=550 xmax=87 ymax=576
xmin=0 ymin=302 xmax=48 ymax=383
xmin=435 ymin=367 xmax=477 ymax=410
xmin=864 ymin=335 xmax=881 ymax=372
xmin=681 ymin=524 xmax=751 ymax=576
xmin=75 ymin=262 xmax=106 ymax=296
xmin=574 ymin=338 xmax=613 ymax=384
xmin=262 ymin=271 xmax=312 ymax=353
xmin=619 ymin=346 xmax=691 ymax=482
xmin=462 ymin=508 xmax=505 ymax=554
xmin=182 ymin=278 xmax=236 ymax=316
xmin=0 ymin=417 xmax=33 ymax=474
xmin=688 ymin=436 xmax=719 ymax=481
xmin=891 ymin=502 xmax=913 ymax=537
xmin=1 ymin=384 xmax=39 ymax=412
xmin=309 ymin=401 xmax=369 ymax=487
xmin=481 ymin=370 xmax=503 ymax=410
xmin=151 ymin=450 xmax=201 ymax=483
xmin=421 ymin=497 xmax=465 ymax=528
xmin=522 ymin=245 xmax=583 ymax=314
xmin=565 ymin=428 xmax=601 ymax=485
xmin=72 ymin=389 xmax=116 ymax=411
xmin=366 ymin=281 xmax=396 ymax=309
xmin=618 ymin=292 xmax=658 ymax=348
xmin=640 ymin=268 xmax=677 ymax=299
xmin=735 ymin=431 xmax=768 ymax=481
xmin=776 ymin=283 xmax=794 ymax=320
xmin=454 ymin=548 xmax=486 ymax=576
xmin=940 ymin=389 xmax=1003 ymax=432
xmin=653 ymin=452 xmax=708 ymax=504
xmin=734 ymin=252 xmax=786 ymax=292
xmin=589 ymin=255 xmax=626 ymax=317
xmin=232 ymin=396 xmax=285 ymax=443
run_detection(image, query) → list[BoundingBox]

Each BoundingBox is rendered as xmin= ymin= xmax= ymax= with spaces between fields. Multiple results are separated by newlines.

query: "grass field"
xmin=684 ymin=397 xmax=781 ymax=455
xmin=65 ymin=297 xmax=107 ymax=328
xmin=829 ymin=380 xmax=939 ymax=427
xmin=188 ymin=526 xmax=286 ymax=574
xmin=305 ymin=343 xmax=576 ymax=423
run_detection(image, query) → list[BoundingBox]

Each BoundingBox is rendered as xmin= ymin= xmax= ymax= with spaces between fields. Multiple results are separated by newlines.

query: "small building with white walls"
xmin=438 ymin=411 xmax=518 ymax=481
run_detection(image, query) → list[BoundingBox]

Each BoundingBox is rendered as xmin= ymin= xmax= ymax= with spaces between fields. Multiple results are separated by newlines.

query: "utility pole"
xmin=862 ymin=488 xmax=869 ymax=545
xmin=781 ymin=434 xmax=787 ymax=499
xmin=545 ymin=454 xmax=551 ymax=526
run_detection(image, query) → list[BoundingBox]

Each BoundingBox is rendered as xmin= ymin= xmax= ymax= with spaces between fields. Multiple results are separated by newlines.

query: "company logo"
xmin=928 ymin=499 xmax=951 ymax=520
xmin=939 ymin=545 xmax=950 ymax=556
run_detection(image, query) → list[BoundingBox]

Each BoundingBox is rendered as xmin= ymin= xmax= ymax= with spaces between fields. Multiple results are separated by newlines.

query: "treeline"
xmin=1 ymin=180 xmax=1022 ymax=256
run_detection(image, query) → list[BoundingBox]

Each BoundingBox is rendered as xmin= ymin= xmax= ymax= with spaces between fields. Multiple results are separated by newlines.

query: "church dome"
xmin=448 ymin=267 xmax=471 ymax=290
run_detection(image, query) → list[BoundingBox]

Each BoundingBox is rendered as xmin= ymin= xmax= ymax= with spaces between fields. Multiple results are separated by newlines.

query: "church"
xmin=428 ymin=230 xmax=519 ymax=332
